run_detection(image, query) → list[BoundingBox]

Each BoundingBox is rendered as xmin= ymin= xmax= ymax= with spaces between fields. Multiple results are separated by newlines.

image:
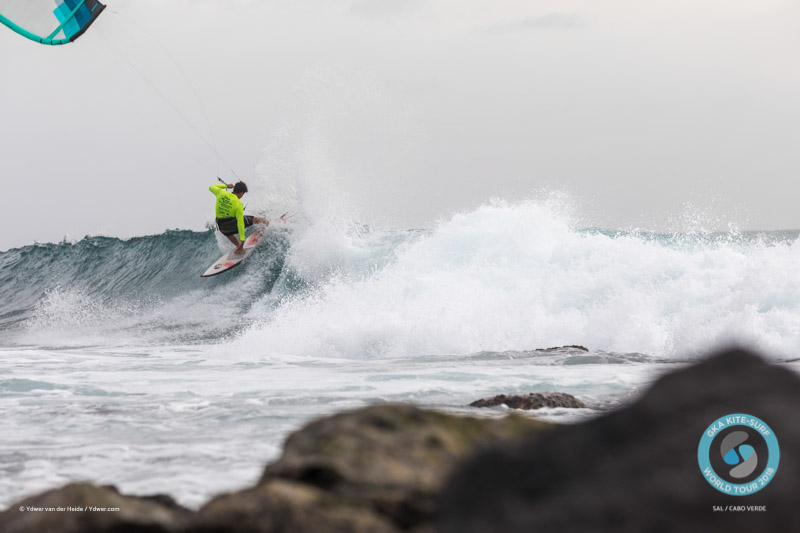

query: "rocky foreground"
xmin=3 ymin=348 xmax=800 ymax=532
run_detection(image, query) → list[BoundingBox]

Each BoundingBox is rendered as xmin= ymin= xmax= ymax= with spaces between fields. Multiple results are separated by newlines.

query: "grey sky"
xmin=1 ymin=0 xmax=798 ymax=251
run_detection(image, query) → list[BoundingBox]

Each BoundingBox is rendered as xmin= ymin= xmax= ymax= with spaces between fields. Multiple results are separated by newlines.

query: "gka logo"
xmin=698 ymin=413 xmax=780 ymax=495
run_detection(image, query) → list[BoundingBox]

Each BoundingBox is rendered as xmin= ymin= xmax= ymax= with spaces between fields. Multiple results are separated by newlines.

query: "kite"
xmin=0 ymin=0 xmax=106 ymax=45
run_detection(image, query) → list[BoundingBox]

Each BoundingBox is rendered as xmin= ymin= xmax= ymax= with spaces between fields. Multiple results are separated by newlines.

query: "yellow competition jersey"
xmin=209 ymin=184 xmax=245 ymax=241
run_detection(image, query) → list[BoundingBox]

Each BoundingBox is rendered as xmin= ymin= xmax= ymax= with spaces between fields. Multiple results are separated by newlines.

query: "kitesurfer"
xmin=209 ymin=181 xmax=268 ymax=254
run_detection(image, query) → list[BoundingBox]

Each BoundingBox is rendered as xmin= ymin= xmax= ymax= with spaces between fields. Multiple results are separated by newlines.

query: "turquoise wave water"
xmin=0 ymin=228 xmax=292 ymax=342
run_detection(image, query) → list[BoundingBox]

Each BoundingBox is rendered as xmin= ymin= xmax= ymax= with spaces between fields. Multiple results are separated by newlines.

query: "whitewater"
xmin=2 ymin=198 xmax=800 ymax=509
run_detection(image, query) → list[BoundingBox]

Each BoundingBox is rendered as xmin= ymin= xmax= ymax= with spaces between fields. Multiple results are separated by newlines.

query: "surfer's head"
xmin=233 ymin=181 xmax=248 ymax=197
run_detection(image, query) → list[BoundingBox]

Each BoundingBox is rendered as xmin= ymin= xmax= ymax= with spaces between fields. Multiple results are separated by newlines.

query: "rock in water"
xmin=439 ymin=348 xmax=800 ymax=533
xmin=470 ymin=392 xmax=586 ymax=410
xmin=187 ymin=479 xmax=397 ymax=533
xmin=253 ymin=403 xmax=550 ymax=531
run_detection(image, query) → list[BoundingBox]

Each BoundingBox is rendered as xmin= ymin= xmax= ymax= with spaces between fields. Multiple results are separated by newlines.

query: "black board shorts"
xmin=216 ymin=216 xmax=254 ymax=236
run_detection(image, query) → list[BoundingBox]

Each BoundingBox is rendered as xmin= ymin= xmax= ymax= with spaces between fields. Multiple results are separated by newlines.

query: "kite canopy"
xmin=0 ymin=0 xmax=106 ymax=45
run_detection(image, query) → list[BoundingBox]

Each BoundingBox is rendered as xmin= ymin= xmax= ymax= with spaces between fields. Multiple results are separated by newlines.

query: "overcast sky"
xmin=1 ymin=0 xmax=798 ymax=251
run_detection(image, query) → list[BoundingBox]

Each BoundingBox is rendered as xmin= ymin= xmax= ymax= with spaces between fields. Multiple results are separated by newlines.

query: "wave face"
xmin=2 ymin=200 xmax=799 ymax=358
xmin=0 ymin=228 xmax=291 ymax=346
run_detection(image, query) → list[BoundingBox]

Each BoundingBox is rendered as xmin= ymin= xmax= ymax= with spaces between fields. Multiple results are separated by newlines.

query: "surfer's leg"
xmin=224 ymin=234 xmax=240 ymax=247
xmin=253 ymin=216 xmax=268 ymax=226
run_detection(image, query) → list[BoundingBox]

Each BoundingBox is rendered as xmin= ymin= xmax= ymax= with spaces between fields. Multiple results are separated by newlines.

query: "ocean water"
xmin=1 ymin=199 xmax=799 ymax=509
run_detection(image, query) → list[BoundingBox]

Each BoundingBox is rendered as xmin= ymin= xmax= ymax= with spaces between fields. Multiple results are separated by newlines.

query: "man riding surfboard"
xmin=209 ymin=181 xmax=268 ymax=255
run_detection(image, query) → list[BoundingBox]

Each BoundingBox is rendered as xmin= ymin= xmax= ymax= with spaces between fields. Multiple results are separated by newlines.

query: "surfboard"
xmin=201 ymin=231 xmax=263 ymax=277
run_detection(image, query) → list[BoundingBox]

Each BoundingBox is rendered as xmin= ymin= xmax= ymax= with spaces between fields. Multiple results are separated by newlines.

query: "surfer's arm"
xmin=236 ymin=207 xmax=246 ymax=242
xmin=209 ymin=184 xmax=227 ymax=196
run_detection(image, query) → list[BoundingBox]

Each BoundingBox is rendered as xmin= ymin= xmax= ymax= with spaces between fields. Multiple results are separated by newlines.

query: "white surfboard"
xmin=201 ymin=231 xmax=263 ymax=277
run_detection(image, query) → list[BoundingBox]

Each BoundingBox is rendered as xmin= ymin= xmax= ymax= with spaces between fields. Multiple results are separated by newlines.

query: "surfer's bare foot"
xmin=234 ymin=245 xmax=245 ymax=255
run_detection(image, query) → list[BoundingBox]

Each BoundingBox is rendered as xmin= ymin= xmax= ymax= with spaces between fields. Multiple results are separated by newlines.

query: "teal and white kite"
xmin=0 ymin=0 xmax=106 ymax=45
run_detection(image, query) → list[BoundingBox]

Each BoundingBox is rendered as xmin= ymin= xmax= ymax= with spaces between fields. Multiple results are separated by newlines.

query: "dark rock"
xmin=470 ymin=392 xmax=586 ymax=410
xmin=439 ymin=348 xmax=800 ymax=533
xmin=0 ymin=482 xmax=191 ymax=533
xmin=187 ymin=479 xmax=397 ymax=533
xmin=536 ymin=345 xmax=589 ymax=352
xmin=260 ymin=403 xmax=551 ymax=530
